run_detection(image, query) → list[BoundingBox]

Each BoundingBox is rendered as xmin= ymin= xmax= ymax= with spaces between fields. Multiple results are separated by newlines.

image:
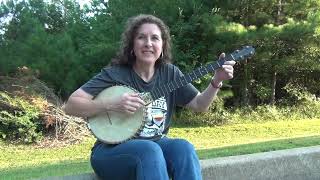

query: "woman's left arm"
xmin=186 ymin=54 xmax=236 ymax=112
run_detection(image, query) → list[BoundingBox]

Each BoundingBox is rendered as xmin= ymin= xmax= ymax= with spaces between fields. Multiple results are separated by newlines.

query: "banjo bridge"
xmin=138 ymin=92 xmax=153 ymax=105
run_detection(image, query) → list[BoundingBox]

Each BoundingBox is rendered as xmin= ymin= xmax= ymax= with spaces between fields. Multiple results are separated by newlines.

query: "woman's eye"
xmin=152 ymin=36 xmax=159 ymax=40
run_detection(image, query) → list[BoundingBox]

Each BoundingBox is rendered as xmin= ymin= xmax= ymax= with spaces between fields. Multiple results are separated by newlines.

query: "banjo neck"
xmin=139 ymin=46 xmax=255 ymax=105
xmin=148 ymin=56 xmax=228 ymax=102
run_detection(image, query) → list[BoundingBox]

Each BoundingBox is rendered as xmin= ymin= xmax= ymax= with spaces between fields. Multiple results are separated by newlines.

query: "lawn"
xmin=1 ymin=118 xmax=320 ymax=179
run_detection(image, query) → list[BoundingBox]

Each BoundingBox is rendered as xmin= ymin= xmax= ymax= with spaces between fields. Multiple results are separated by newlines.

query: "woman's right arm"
xmin=62 ymin=88 xmax=106 ymax=118
xmin=63 ymin=88 xmax=145 ymax=118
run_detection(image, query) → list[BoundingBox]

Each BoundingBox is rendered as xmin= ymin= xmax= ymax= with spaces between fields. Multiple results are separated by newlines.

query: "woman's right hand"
xmin=102 ymin=93 xmax=145 ymax=115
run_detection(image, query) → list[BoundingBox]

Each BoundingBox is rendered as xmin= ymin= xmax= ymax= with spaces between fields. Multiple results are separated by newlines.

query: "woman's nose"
xmin=145 ymin=38 xmax=152 ymax=47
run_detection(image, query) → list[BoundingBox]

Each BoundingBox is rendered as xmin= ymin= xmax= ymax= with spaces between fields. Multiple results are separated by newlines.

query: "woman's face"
xmin=133 ymin=23 xmax=163 ymax=66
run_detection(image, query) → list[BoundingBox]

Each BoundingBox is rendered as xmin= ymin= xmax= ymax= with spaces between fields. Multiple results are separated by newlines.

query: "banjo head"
xmin=88 ymin=85 xmax=145 ymax=144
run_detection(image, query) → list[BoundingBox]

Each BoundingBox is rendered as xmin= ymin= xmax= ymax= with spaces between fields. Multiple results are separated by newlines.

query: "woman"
xmin=63 ymin=14 xmax=235 ymax=180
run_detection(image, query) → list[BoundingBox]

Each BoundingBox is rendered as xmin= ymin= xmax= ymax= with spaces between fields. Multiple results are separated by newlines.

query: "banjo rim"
xmin=87 ymin=85 xmax=147 ymax=144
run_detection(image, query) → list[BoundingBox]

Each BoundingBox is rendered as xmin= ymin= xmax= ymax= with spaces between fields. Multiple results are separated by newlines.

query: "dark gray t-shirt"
xmin=81 ymin=63 xmax=199 ymax=140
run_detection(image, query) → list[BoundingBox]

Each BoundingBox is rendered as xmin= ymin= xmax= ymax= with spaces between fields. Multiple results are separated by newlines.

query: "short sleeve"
xmin=80 ymin=68 xmax=115 ymax=96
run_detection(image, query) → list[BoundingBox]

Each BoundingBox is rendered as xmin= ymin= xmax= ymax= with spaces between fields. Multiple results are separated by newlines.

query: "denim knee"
xmin=90 ymin=140 xmax=169 ymax=180
xmin=132 ymin=140 xmax=169 ymax=180
xmin=157 ymin=138 xmax=201 ymax=180
xmin=139 ymin=140 xmax=165 ymax=158
xmin=169 ymin=139 xmax=196 ymax=155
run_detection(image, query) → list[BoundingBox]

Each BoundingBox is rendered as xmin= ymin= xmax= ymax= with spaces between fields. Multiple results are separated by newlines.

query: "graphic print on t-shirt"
xmin=139 ymin=97 xmax=167 ymax=138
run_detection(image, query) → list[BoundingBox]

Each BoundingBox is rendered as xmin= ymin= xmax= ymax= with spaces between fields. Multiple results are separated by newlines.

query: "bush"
xmin=175 ymin=96 xmax=231 ymax=126
xmin=0 ymin=92 xmax=43 ymax=143
xmin=174 ymin=90 xmax=320 ymax=126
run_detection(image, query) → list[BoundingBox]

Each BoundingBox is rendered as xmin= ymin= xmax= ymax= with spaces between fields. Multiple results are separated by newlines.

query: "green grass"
xmin=0 ymin=160 xmax=92 ymax=180
xmin=1 ymin=118 xmax=320 ymax=179
xmin=0 ymin=138 xmax=95 ymax=170
xmin=1 ymin=136 xmax=320 ymax=180
xmin=170 ymin=118 xmax=320 ymax=149
xmin=197 ymin=135 xmax=320 ymax=159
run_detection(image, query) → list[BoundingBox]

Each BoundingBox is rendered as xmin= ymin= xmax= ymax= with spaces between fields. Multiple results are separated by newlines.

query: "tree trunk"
xmin=240 ymin=0 xmax=250 ymax=106
xmin=242 ymin=59 xmax=249 ymax=106
xmin=270 ymin=70 xmax=277 ymax=105
xmin=270 ymin=0 xmax=283 ymax=105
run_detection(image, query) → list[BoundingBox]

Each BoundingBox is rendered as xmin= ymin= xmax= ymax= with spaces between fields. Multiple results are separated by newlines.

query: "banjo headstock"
xmin=225 ymin=46 xmax=255 ymax=62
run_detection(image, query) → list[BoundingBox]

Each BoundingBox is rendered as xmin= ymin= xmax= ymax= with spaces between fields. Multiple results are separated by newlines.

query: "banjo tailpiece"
xmin=138 ymin=92 xmax=153 ymax=105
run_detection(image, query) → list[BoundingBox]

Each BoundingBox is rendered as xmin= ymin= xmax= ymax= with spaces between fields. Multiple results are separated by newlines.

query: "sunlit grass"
xmin=0 ymin=160 xmax=92 ymax=180
xmin=197 ymin=135 xmax=320 ymax=159
xmin=170 ymin=118 xmax=320 ymax=149
xmin=0 ymin=138 xmax=95 ymax=170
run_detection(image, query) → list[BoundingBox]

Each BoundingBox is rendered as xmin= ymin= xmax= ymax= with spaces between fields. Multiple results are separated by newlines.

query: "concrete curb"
xmin=201 ymin=145 xmax=320 ymax=180
xmin=42 ymin=145 xmax=320 ymax=180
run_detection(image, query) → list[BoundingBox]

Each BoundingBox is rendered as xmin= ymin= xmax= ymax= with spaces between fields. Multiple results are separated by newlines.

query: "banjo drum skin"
xmin=88 ymin=86 xmax=146 ymax=144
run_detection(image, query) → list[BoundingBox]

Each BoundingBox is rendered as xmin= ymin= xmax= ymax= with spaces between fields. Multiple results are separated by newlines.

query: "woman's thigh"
xmin=91 ymin=139 xmax=169 ymax=180
xmin=156 ymin=137 xmax=202 ymax=180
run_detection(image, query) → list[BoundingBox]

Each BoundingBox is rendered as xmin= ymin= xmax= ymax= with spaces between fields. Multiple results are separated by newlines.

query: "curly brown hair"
xmin=111 ymin=14 xmax=172 ymax=67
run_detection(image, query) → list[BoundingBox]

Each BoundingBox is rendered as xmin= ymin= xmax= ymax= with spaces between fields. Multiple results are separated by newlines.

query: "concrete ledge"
xmin=201 ymin=145 xmax=320 ymax=180
xmin=42 ymin=145 xmax=320 ymax=180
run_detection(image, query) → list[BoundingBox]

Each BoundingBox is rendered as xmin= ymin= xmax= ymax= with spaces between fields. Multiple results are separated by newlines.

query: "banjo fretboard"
xmin=150 ymin=56 xmax=230 ymax=100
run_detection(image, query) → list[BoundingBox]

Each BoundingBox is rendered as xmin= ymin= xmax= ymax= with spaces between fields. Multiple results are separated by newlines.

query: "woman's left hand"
xmin=212 ymin=53 xmax=236 ymax=84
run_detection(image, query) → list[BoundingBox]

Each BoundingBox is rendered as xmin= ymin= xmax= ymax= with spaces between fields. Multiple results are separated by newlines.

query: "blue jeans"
xmin=90 ymin=137 xmax=202 ymax=180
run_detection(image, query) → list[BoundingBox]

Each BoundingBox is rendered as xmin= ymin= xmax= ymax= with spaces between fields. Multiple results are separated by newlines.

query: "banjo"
xmin=88 ymin=46 xmax=255 ymax=144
